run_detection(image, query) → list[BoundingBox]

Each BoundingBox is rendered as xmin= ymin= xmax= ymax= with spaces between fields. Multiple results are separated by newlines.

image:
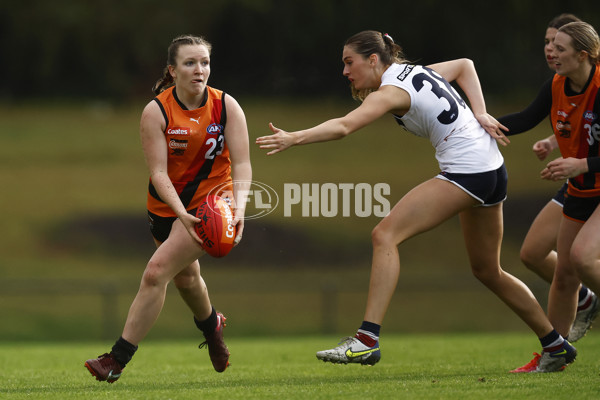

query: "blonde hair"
xmin=152 ymin=35 xmax=212 ymax=95
xmin=344 ymin=30 xmax=406 ymax=101
xmin=558 ymin=22 xmax=600 ymax=64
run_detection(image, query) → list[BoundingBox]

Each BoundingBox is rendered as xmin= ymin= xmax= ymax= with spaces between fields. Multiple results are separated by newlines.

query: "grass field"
xmin=1 ymin=101 xmax=592 ymax=399
xmin=2 ymin=333 xmax=600 ymax=400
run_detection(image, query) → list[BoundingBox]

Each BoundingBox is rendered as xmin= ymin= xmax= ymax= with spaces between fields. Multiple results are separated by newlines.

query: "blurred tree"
xmin=0 ymin=0 xmax=597 ymax=102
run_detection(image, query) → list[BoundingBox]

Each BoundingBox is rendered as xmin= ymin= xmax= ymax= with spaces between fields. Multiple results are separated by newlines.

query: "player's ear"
xmin=369 ymin=54 xmax=378 ymax=66
xmin=168 ymin=65 xmax=176 ymax=79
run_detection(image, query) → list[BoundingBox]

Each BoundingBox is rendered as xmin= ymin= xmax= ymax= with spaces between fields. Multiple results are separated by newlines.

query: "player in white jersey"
xmin=256 ymin=30 xmax=576 ymax=372
xmin=381 ymin=63 xmax=503 ymax=174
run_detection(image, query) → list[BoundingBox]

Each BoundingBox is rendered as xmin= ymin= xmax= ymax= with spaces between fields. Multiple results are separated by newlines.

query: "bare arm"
xmin=139 ymin=101 xmax=203 ymax=243
xmin=256 ymin=85 xmax=409 ymax=155
xmin=428 ymin=58 xmax=509 ymax=146
xmin=223 ymin=95 xmax=252 ymax=244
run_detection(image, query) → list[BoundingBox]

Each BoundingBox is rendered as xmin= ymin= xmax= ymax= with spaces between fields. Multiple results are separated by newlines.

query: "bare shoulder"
xmin=140 ymin=100 xmax=165 ymax=132
xmin=369 ymin=85 xmax=410 ymax=115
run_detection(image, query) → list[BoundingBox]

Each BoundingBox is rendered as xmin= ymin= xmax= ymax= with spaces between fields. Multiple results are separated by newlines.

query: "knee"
xmin=570 ymin=244 xmax=595 ymax=279
xmin=173 ymin=271 xmax=196 ymax=291
xmin=141 ymin=259 xmax=169 ymax=288
xmin=519 ymin=245 xmax=541 ymax=271
xmin=371 ymin=224 xmax=400 ymax=248
xmin=471 ymin=263 xmax=501 ymax=286
xmin=173 ymin=268 xmax=205 ymax=292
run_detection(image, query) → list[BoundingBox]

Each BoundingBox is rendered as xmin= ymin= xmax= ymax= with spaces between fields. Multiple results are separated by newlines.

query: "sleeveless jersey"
xmin=147 ymin=86 xmax=231 ymax=217
xmin=551 ymin=64 xmax=600 ymax=197
xmin=381 ymin=63 xmax=503 ymax=174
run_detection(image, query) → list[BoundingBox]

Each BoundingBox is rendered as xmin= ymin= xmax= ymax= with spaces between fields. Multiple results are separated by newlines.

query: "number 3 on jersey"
xmin=204 ymin=135 xmax=224 ymax=159
xmin=411 ymin=67 xmax=466 ymax=125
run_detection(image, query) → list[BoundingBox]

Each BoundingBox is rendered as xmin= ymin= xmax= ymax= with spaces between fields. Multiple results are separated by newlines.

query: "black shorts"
xmin=551 ymin=183 xmax=568 ymax=207
xmin=436 ymin=164 xmax=508 ymax=206
xmin=147 ymin=209 xmax=197 ymax=243
xmin=563 ymin=193 xmax=600 ymax=223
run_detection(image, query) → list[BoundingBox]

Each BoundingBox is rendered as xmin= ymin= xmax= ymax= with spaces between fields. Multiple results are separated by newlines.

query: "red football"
xmin=195 ymin=195 xmax=237 ymax=257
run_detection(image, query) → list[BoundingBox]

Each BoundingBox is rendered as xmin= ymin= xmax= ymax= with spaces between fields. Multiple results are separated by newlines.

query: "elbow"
xmin=336 ymin=122 xmax=354 ymax=139
xmin=461 ymin=58 xmax=474 ymax=67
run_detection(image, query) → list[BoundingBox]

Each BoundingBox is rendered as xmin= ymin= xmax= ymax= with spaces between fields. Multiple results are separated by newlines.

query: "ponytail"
xmin=152 ymin=67 xmax=174 ymax=95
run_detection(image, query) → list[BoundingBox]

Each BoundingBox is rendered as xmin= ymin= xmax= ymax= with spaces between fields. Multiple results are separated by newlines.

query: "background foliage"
xmin=1 ymin=0 xmax=599 ymax=101
xmin=1 ymin=1 xmax=600 ymax=341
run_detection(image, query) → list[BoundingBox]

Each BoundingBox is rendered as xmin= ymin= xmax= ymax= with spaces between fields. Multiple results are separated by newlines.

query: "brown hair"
xmin=152 ymin=35 xmax=212 ymax=95
xmin=558 ymin=22 xmax=600 ymax=65
xmin=547 ymin=13 xmax=580 ymax=29
xmin=344 ymin=30 xmax=406 ymax=101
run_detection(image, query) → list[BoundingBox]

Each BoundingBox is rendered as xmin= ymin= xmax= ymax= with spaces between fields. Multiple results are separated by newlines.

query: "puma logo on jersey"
xmin=190 ymin=117 xmax=201 ymax=124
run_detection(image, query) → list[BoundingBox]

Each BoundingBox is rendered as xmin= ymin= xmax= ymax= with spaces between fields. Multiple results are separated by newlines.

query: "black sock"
xmin=539 ymin=329 xmax=563 ymax=351
xmin=359 ymin=320 xmax=381 ymax=338
xmin=111 ymin=336 xmax=138 ymax=368
xmin=194 ymin=306 xmax=217 ymax=337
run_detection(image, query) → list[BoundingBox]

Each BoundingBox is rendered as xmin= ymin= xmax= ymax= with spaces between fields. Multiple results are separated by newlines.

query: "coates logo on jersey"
xmin=584 ymin=111 xmax=597 ymax=123
xmin=207 ymin=123 xmax=224 ymax=135
xmin=167 ymin=127 xmax=190 ymax=136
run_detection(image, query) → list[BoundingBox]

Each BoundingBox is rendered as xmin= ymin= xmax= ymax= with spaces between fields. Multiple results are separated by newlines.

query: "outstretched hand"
xmin=255 ymin=123 xmax=295 ymax=155
xmin=475 ymin=113 xmax=510 ymax=147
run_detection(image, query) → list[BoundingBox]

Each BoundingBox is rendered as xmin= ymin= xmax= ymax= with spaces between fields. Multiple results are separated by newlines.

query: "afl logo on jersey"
xmin=207 ymin=123 xmax=224 ymax=135
xmin=584 ymin=111 xmax=597 ymax=123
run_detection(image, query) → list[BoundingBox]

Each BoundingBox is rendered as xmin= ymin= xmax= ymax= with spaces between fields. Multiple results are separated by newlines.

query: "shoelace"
xmin=336 ymin=336 xmax=357 ymax=348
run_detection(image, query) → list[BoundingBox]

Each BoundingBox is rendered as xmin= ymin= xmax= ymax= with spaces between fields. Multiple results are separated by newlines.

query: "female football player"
xmin=498 ymin=21 xmax=600 ymax=368
xmin=509 ymin=14 xmax=598 ymax=373
xmin=257 ymin=30 xmax=575 ymax=372
xmin=84 ymin=35 xmax=251 ymax=383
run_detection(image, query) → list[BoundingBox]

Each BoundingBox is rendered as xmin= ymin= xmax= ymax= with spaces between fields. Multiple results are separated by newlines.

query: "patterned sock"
xmin=539 ymin=329 xmax=565 ymax=352
xmin=111 ymin=336 xmax=138 ymax=368
xmin=356 ymin=321 xmax=380 ymax=347
xmin=194 ymin=306 xmax=217 ymax=337
xmin=577 ymin=286 xmax=592 ymax=311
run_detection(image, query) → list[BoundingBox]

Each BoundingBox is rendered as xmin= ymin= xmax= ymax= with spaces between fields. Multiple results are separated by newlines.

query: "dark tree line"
xmin=1 ymin=0 xmax=598 ymax=102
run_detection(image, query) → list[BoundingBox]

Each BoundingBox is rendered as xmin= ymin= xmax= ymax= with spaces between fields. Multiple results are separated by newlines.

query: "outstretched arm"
xmin=256 ymin=85 xmax=409 ymax=155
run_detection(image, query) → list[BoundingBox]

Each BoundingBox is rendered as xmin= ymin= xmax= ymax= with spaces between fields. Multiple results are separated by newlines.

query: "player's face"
xmin=552 ymin=32 xmax=585 ymax=77
xmin=342 ymin=46 xmax=377 ymax=90
xmin=170 ymin=44 xmax=211 ymax=96
xmin=544 ymin=27 xmax=558 ymax=70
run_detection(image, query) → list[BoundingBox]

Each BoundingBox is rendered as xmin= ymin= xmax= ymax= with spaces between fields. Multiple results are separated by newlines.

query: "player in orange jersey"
xmin=519 ymin=11 xmax=600 ymax=358
xmin=84 ymin=35 xmax=251 ymax=383
xmin=498 ymin=21 xmax=600 ymax=371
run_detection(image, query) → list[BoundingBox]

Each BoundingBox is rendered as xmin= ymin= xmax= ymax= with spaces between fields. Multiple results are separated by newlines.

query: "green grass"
xmin=1 ymin=334 xmax=599 ymax=399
